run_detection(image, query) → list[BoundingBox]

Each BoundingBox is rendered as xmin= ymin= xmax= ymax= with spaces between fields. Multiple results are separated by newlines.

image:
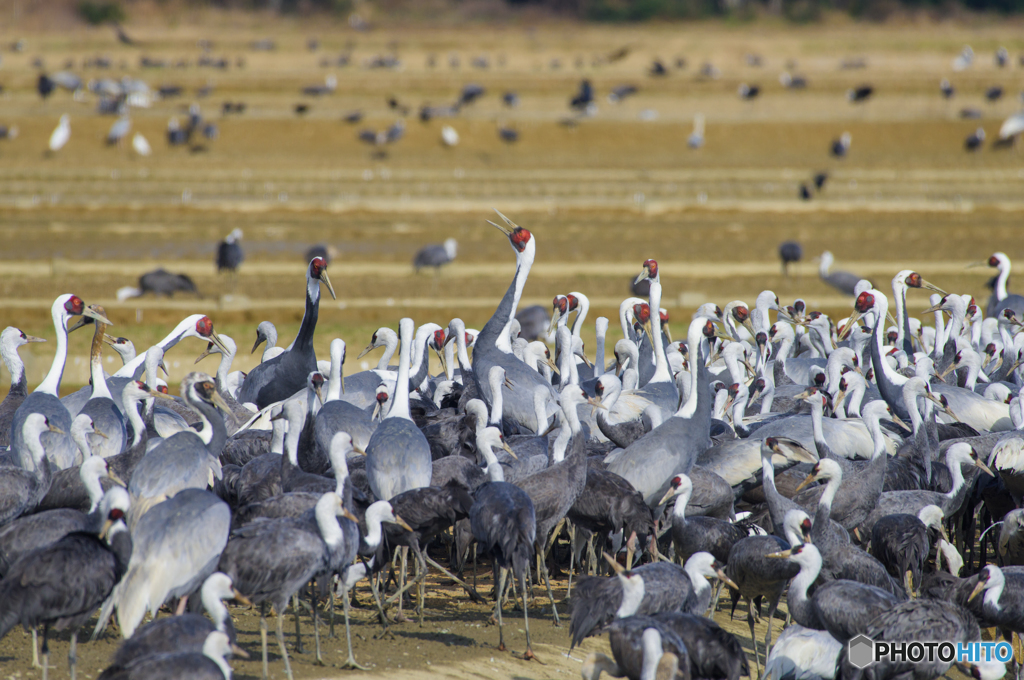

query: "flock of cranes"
xmin=4 ymin=208 xmax=1024 ymax=680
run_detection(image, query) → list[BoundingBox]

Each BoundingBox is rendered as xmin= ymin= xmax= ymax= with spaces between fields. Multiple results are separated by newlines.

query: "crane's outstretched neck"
xmin=385 ymin=318 xmax=415 ymax=421
xmin=36 ymin=296 xmax=72 ymax=396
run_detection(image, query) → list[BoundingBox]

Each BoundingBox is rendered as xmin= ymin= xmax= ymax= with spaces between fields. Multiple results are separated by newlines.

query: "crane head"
xmin=309 ymin=257 xmax=337 ymax=300
xmin=487 ymin=209 xmax=532 ymax=253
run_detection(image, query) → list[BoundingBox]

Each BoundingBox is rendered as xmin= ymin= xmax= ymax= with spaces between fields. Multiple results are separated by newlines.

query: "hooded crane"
xmin=1 ymin=414 xmax=63 ymax=525
xmin=0 ymin=327 xmax=46 ymax=447
xmin=11 ymin=295 xmax=106 ymax=471
xmin=582 ymin=619 xmax=685 ymax=680
xmin=237 ymin=258 xmax=336 ymax=409
xmin=768 ymin=543 xmax=903 ymax=642
xmin=76 ymin=306 xmax=126 ymax=458
xmin=96 ymin=630 xmax=244 ymax=680
xmin=0 ymin=500 xmax=131 ymax=680
xmin=471 ymin=210 xmax=558 ymax=434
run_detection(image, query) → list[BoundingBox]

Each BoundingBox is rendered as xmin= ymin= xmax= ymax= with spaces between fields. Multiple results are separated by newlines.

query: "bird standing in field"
xmin=48 ymin=114 xmax=70 ymax=153
xmin=779 ymin=241 xmax=802 ymax=276
xmin=216 ymin=228 xmax=244 ymax=290
xmin=413 ymin=238 xmax=458 ymax=274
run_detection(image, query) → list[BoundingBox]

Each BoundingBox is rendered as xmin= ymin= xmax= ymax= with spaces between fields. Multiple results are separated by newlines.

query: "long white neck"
xmin=872 ymin=294 xmax=908 ymax=386
xmin=122 ymin=389 xmax=146 ymax=447
xmin=848 ymin=379 xmax=867 ymax=419
xmin=551 ymin=418 xmax=571 ymax=462
xmin=1 ymin=338 xmax=25 ymax=389
xmin=509 ymin=239 xmax=536 ymax=323
xmin=327 ymin=341 xmax=344 ymax=402
xmin=453 ymin=321 xmax=472 ymax=375
xmin=866 ymin=414 xmax=886 ymax=460
xmin=639 ymin=629 xmax=664 ymax=680
xmin=377 ymin=330 xmax=398 ymax=371
xmin=533 ymin=387 xmax=548 ymax=435
xmin=386 ymin=319 xmax=414 ymax=421
xmin=674 ymin=320 xmax=704 ymax=418
xmin=203 ymin=589 xmax=230 ymax=634
xmin=791 ymin=549 xmax=822 ymax=609
xmin=489 ymin=372 xmax=504 ymax=426
xmin=820 ymin=473 xmax=841 ymax=510
xmin=595 ymin=317 xmax=608 ymax=376
xmin=619 ymin=298 xmax=640 ymax=340
xmin=36 ymin=298 xmax=69 ymax=395
xmin=571 ymin=294 xmax=589 ymax=343
xmin=24 ymin=422 xmax=48 ymax=467
xmin=314 ymin=497 xmax=343 ymax=549
xmin=683 ymin=560 xmax=712 ymax=602
xmin=615 ymin=575 xmax=646 ymax=618
xmin=561 ymin=395 xmax=583 ymax=436
xmin=216 ymin=345 xmax=234 ymax=390
xmin=985 ymin=568 xmax=1006 ymax=610
xmin=893 ymin=279 xmax=908 ymax=347
xmin=89 ymin=334 xmax=112 ymax=402
xmin=945 ymin=452 xmax=967 ymax=498
xmin=810 ymin=399 xmax=826 ymax=449
xmin=672 ymin=488 xmax=691 ymax=522
xmin=83 ymin=463 xmax=105 ymax=512
xmin=114 ymin=315 xmax=201 ymax=379
xmin=997 ymin=261 xmax=1011 ymax=302
xmin=363 ymin=503 xmax=390 ymax=548
xmin=648 ymin=280 xmax=672 ymax=383
xmin=208 ymin=650 xmax=232 ymax=680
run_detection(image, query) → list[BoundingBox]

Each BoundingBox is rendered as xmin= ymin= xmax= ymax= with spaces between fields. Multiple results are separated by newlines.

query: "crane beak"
xmin=231 ymin=589 xmax=253 ymax=607
xmin=501 ymin=441 xmax=518 ymax=459
xmin=633 ymin=267 xmax=650 ymax=286
xmin=67 ymin=316 xmax=92 ymax=333
xmin=209 ymin=390 xmax=232 ymax=414
xmin=767 ymin=549 xmax=793 ymax=559
xmin=90 ymin=426 xmax=109 ymax=440
xmin=741 ymin=317 xmax=756 ymax=336
xmin=435 ymin=350 xmax=449 ymax=379
xmin=24 ymin=334 xmax=46 ymax=343
xmin=314 ymin=384 xmax=324 ymax=405
xmin=549 ymin=308 xmax=562 ymax=331
xmin=209 ymin=331 xmax=230 ymax=355
xmin=503 ymin=376 xmax=515 ymax=390
xmin=575 ymin=350 xmax=593 ymax=369
xmin=976 ymin=459 xmax=995 ymax=477
xmin=251 ymin=335 xmax=265 ymax=354
xmin=546 ymin=358 xmax=561 ymax=375
xmin=714 ymin=567 xmax=739 ymax=590
xmin=159 ymin=360 xmax=169 ymax=377
xmin=793 ymin=472 xmax=818 ymax=494
xmin=641 ymin=320 xmax=655 ymax=348
xmin=393 ymin=514 xmax=414 ymax=533
xmin=351 ymin=444 xmax=366 ymax=455
xmin=922 ymin=302 xmax=944 ymax=315
xmin=99 ymin=518 xmax=115 ymax=540
xmin=371 ymin=402 xmax=381 ymax=420
xmin=921 ymin=280 xmax=947 ymax=295
xmin=103 ymin=334 xmax=119 ymax=347
xmin=968 ymin=579 xmax=987 ymax=602
xmin=487 ymin=208 xmax=518 ymax=236
xmin=105 ymin=471 xmax=127 ymax=487
xmin=195 ymin=346 xmax=215 ymax=364
xmin=541 ymin=419 xmax=560 ymax=437
xmin=48 ymin=424 xmax=66 ymax=435
xmin=230 ymin=642 xmax=251 ymax=659
xmin=357 ymin=342 xmax=377 ymax=359
xmin=663 ymin=323 xmax=673 ymax=344
xmin=83 ymin=305 xmax=114 ymax=326
xmin=838 ymin=311 xmax=862 ymax=341
xmin=586 ymin=395 xmax=607 ymax=412
xmin=834 ymin=389 xmax=847 ymax=408
xmin=966 ymin=261 xmax=989 ymax=269
xmin=602 ymin=551 xmax=626 ymax=574
xmin=657 ymin=485 xmax=677 ymax=507
xmin=319 ymin=270 xmax=337 ymax=301
xmin=937 ymin=364 xmax=956 ymax=381
xmin=340 ymin=507 xmax=359 ymax=523
xmin=890 ymin=413 xmax=912 ymax=432
xmin=147 ymin=386 xmax=175 ymax=401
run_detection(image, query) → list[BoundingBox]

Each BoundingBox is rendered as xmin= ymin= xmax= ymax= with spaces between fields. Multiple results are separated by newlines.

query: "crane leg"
xmin=41 ymin=623 xmax=50 ymax=680
xmin=312 ymin=586 xmax=323 ymax=666
xmin=328 ymin=580 xmax=336 ymax=638
xmin=369 ymin=574 xmax=394 ymax=639
xmin=495 ymin=567 xmax=507 ymax=652
xmin=520 ymin=568 xmax=537 ymax=661
xmin=260 ymin=604 xmax=269 ymax=680
xmin=746 ymin=598 xmax=761 ymax=680
xmin=536 ymin=539 xmax=562 ymax=626
xmin=416 ymin=547 xmax=427 ymax=625
xmin=426 ymin=555 xmax=486 ymax=603
xmin=567 ymin=523 xmax=577 ymax=599
xmin=709 ymin=580 xmax=723 ymax=616
xmin=340 ymin=586 xmax=370 ymax=670
xmin=31 ymin=627 xmax=41 ymax=668
xmin=276 ymin=611 xmax=294 ymax=680
xmin=764 ymin=593 xmax=783 ymax=671
xmin=68 ymin=631 xmax=77 ymax=680
xmin=291 ymin=593 xmax=304 ymax=653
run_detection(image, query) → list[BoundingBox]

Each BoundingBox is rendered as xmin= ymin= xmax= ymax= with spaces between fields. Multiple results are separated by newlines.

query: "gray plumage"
xmin=95 ymin=489 xmax=230 ymax=639
xmin=818 ymin=250 xmax=867 ymax=296
xmin=98 ymin=630 xmax=236 ymax=680
xmin=237 ymin=258 xmax=334 ymax=409
xmin=0 ymin=414 xmax=55 ymax=525
xmin=603 ymin=617 xmax=690 ymax=680
xmin=215 ymin=229 xmax=243 ymax=272
xmin=365 ymin=318 xmax=432 ymax=501
xmin=413 ymin=238 xmax=457 ymax=271
xmin=652 ymin=612 xmax=748 ymax=680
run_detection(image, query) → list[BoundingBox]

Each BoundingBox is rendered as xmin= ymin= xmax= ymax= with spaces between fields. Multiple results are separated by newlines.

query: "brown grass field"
xmin=0 ymin=13 xmax=1023 ymax=679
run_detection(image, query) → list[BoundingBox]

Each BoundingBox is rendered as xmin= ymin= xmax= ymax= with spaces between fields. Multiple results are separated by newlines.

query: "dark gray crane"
xmin=658 ymin=473 xmax=750 ymax=564
xmin=1 ymin=413 xmax=61 ymax=525
xmin=0 ymin=502 xmax=131 ymax=680
xmin=582 ymin=616 xmax=687 ymax=680
xmin=237 ymin=258 xmax=336 ymax=409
